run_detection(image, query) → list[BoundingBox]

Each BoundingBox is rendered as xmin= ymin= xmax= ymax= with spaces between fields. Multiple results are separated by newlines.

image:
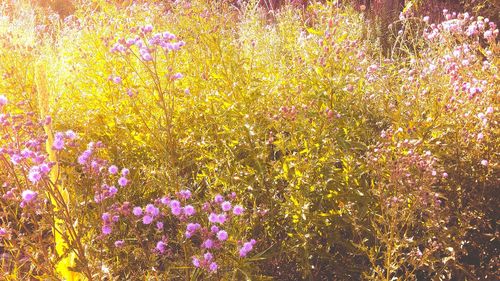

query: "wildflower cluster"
xmin=100 ymin=188 xmax=256 ymax=273
xmin=76 ymin=142 xmax=130 ymax=203
xmin=110 ymin=24 xmax=185 ymax=62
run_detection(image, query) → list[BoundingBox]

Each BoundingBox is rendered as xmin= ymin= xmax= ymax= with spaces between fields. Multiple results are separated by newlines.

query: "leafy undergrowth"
xmin=0 ymin=0 xmax=498 ymax=280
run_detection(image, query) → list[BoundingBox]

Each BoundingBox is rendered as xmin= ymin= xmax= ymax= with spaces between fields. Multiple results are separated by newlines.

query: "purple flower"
xmin=114 ymin=240 xmax=125 ymax=247
xmin=239 ymin=248 xmax=248 ymax=257
xmin=10 ymin=154 xmax=22 ymax=166
xmin=101 ymin=212 xmax=111 ymax=222
xmin=204 ymin=252 xmax=213 ymax=261
xmin=160 ymin=196 xmax=170 ymax=205
xmin=208 ymin=213 xmax=218 ymax=223
xmin=132 ymin=207 xmax=143 ymax=216
xmin=39 ymin=163 xmax=51 ymax=174
xmin=192 ymin=257 xmax=200 ymax=267
xmin=65 ymin=130 xmax=77 ymax=140
xmin=146 ymin=204 xmax=159 ymax=216
xmin=108 ymin=165 xmax=119 ymax=175
xmin=112 ymin=76 xmax=122 ymax=84
xmin=186 ymin=223 xmax=200 ymax=232
xmin=21 ymin=190 xmax=37 ymax=203
xmin=171 ymin=206 xmax=182 ymax=216
xmin=481 ymin=159 xmax=488 ymax=166
xmin=233 ymin=205 xmax=244 ymax=215
xmin=221 ymin=201 xmax=231 ymax=212
xmin=209 ymin=262 xmax=218 ymax=272
xmin=141 ymin=52 xmax=153 ymax=61
xmin=143 ymin=24 xmax=153 ymax=33
xmin=143 ymin=215 xmax=153 ymax=225
xmin=170 ymin=200 xmax=181 ymax=209
xmin=121 ymin=168 xmax=130 ymax=176
xmin=109 ymin=186 xmax=118 ymax=196
xmin=178 ymin=189 xmax=191 ymax=199
xmin=172 ymin=73 xmax=183 ymax=80
xmin=184 ymin=205 xmax=195 ymax=216
xmin=156 ymin=222 xmax=164 ymax=230
xmin=203 ymin=239 xmax=214 ymax=249
xmin=118 ymin=177 xmax=128 ymax=187
xmin=21 ymin=149 xmax=33 ymax=158
xmin=210 ymin=225 xmax=219 ymax=233
xmin=102 ymin=225 xmax=112 ymax=235
xmin=28 ymin=166 xmax=42 ymax=183
xmin=0 ymin=95 xmax=7 ymax=107
xmin=239 ymin=240 xmax=256 ymax=257
xmin=156 ymin=241 xmax=167 ymax=253
xmin=52 ymin=137 xmax=65 ymax=151
xmin=216 ymin=230 xmax=228 ymax=241
xmin=214 ymin=194 xmax=224 ymax=203
xmin=217 ymin=214 xmax=227 ymax=224
xmin=78 ymin=149 xmax=92 ymax=164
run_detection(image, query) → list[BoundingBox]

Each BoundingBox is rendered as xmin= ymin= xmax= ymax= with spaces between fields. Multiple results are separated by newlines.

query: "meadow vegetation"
xmin=0 ymin=0 xmax=498 ymax=280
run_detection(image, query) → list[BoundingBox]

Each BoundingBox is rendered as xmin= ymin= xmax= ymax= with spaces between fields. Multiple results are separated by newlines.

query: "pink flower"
xmin=171 ymin=207 xmax=182 ymax=216
xmin=156 ymin=222 xmax=164 ymax=230
xmin=208 ymin=213 xmax=218 ymax=223
xmin=214 ymin=194 xmax=224 ymax=203
xmin=239 ymin=240 xmax=256 ymax=257
xmin=132 ymin=207 xmax=143 ymax=216
xmin=21 ymin=190 xmax=38 ymax=203
xmin=156 ymin=241 xmax=167 ymax=253
xmin=481 ymin=160 xmax=488 ymax=166
xmin=209 ymin=262 xmax=218 ymax=272
xmin=121 ymin=168 xmax=130 ymax=176
xmin=65 ymin=130 xmax=77 ymax=139
xmin=143 ymin=215 xmax=153 ymax=225
xmin=184 ymin=205 xmax=195 ymax=216
xmin=186 ymin=223 xmax=200 ymax=233
xmin=114 ymin=240 xmax=124 ymax=247
xmin=204 ymin=252 xmax=213 ymax=261
xmin=102 ymin=225 xmax=112 ymax=235
xmin=108 ymin=165 xmax=118 ymax=175
xmin=216 ymin=230 xmax=228 ymax=241
xmin=112 ymin=76 xmax=122 ymax=84
xmin=146 ymin=204 xmax=159 ymax=216
xmin=141 ymin=52 xmax=153 ymax=61
xmin=142 ymin=24 xmax=153 ymax=33
xmin=52 ymin=137 xmax=65 ymax=150
xmin=118 ymin=177 xmax=128 ymax=187
xmin=217 ymin=213 xmax=227 ymax=224
xmin=233 ymin=205 xmax=244 ymax=215
xmin=178 ymin=189 xmax=192 ymax=199
xmin=192 ymin=257 xmax=200 ymax=267
xmin=101 ymin=212 xmax=111 ymax=222
xmin=28 ymin=166 xmax=42 ymax=183
xmin=221 ymin=201 xmax=231 ymax=212
xmin=210 ymin=225 xmax=219 ymax=233
xmin=170 ymin=200 xmax=181 ymax=209
xmin=203 ymin=239 xmax=214 ymax=249
xmin=172 ymin=73 xmax=183 ymax=80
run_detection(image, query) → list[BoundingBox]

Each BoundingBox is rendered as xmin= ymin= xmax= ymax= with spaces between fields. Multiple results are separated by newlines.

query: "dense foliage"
xmin=0 ymin=0 xmax=498 ymax=280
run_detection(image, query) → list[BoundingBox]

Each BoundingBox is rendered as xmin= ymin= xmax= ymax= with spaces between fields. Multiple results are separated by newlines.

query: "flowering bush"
xmin=0 ymin=0 xmax=498 ymax=280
